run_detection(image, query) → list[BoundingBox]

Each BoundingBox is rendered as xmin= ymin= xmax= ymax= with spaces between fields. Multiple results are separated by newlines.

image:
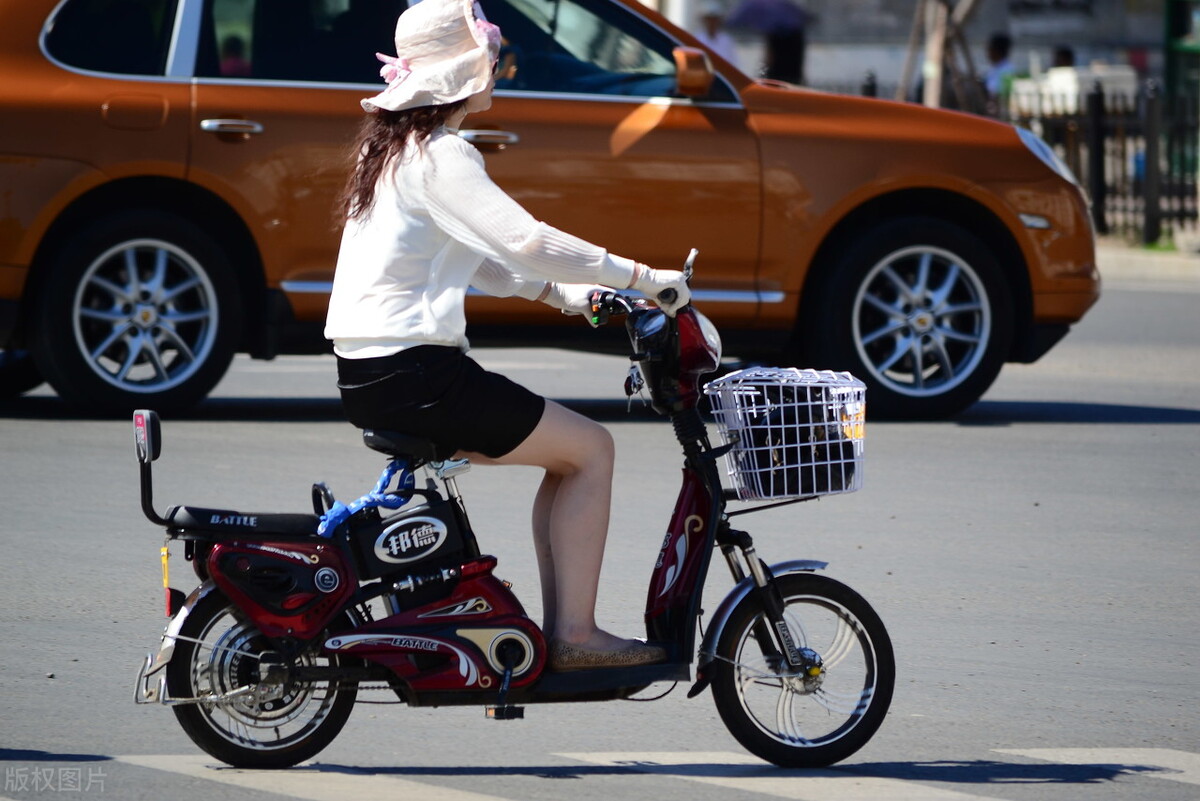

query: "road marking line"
xmin=557 ymin=751 xmax=1009 ymax=801
xmin=114 ymin=755 xmax=514 ymax=801
xmin=995 ymin=748 xmax=1200 ymax=786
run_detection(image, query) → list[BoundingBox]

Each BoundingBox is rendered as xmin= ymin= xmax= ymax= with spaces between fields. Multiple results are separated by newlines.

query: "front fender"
xmin=133 ymin=581 xmax=218 ymax=704
xmin=686 ymin=559 xmax=826 ymax=698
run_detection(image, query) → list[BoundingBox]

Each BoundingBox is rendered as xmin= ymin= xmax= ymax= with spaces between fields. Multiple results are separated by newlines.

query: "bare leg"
xmin=459 ymin=400 xmax=632 ymax=651
xmin=531 ymin=471 xmax=559 ymax=637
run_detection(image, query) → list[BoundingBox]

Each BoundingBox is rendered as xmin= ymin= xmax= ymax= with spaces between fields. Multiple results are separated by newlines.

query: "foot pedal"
xmin=485 ymin=705 xmax=524 ymax=720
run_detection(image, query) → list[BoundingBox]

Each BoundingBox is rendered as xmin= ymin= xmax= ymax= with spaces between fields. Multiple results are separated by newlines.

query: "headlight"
xmin=1016 ymin=126 xmax=1079 ymax=187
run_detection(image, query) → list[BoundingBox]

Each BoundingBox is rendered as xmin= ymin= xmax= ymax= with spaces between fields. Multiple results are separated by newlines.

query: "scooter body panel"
xmin=323 ymin=558 xmax=546 ymax=692
xmin=207 ymin=540 xmax=356 ymax=640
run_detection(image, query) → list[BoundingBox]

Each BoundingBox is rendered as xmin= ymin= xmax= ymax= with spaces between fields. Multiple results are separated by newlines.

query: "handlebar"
xmin=587 ymin=290 xmax=642 ymax=327
xmin=589 ymin=248 xmax=699 ymax=326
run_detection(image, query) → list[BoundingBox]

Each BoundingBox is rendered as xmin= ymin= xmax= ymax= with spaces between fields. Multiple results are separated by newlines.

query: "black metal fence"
xmin=1008 ymin=83 xmax=1199 ymax=244
xmin=841 ymin=74 xmax=1200 ymax=245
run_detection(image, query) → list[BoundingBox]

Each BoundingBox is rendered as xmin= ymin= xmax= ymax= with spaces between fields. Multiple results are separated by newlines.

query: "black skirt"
xmin=336 ymin=345 xmax=546 ymax=459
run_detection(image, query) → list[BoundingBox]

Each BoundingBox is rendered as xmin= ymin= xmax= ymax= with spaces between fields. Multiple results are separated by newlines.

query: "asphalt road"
xmin=1 ymin=271 xmax=1197 ymax=801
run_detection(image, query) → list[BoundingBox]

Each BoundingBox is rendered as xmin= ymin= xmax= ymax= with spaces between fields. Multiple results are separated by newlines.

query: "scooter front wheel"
xmin=710 ymin=573 xmax=894 ymax=767
xmin=167 ymin=592 xmax=357 ymax=768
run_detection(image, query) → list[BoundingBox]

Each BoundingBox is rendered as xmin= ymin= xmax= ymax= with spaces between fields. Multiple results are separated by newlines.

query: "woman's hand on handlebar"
xmin=543 ymin=282 xmax=610 ymax=326
xmin=629 ymin=264 xmax=691 ymax=316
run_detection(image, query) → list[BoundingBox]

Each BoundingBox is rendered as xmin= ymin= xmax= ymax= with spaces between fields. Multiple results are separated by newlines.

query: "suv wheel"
xmin=31 ymin=211 xmax=242 ymax=414
xmin=804 ymin=217 xmax=1013 ymax=419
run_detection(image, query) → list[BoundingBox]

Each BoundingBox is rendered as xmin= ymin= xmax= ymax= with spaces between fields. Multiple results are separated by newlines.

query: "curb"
xmin=1095 ymin=239 xmax=1200 ymax=284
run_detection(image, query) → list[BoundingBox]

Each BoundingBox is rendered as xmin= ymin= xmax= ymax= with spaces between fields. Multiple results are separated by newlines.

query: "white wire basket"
xmin=703 ymin=367 xmax=866 ymax=501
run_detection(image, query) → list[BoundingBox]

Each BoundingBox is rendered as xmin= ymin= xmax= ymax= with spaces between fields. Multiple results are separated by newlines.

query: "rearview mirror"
xmin=133 ymin=409 xmax=162 ymax=463
xmin=673 ymin=47 xmax=714 ymax=98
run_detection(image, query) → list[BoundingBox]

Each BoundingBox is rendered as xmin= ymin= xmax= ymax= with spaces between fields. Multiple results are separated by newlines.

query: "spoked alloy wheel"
xmin=806 ymin=217 xmax=1012 ymax=419
xmin=31 ymin=211 xmax=241 ymax=414
xmin=711 ymin=573 xmax=894 ymax=767
xmin=72 ymin=239 xmax=219 ymax=394
xmin=167 ymin=592 xmax=356 ymax=768
xmin=853 ymin=245 xmax=990 ymax=400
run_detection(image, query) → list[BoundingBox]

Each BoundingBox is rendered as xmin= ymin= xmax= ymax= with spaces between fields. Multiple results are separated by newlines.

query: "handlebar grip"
xmin=657 ymin=288 xmax=678 ymax=306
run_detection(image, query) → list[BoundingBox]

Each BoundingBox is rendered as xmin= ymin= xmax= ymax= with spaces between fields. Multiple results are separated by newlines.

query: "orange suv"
xmin=0 ymin=0 xmax=1098 ymax=418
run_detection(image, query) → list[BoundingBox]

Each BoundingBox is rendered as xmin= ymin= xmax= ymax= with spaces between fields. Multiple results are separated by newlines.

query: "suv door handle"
xmin=458 ymin=129 xmax=520 ymax=149
xmin=200 ymin=118 xmax=264 ymax=135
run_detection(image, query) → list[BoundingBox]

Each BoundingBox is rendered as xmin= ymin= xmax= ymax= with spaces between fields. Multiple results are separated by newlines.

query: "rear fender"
xmin=134 ymin=581 xmax=218 ymax=701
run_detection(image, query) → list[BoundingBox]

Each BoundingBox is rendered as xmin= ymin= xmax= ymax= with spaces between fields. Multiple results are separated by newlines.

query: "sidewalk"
xmin=1095 ymin=236 xmax=1200 ymax=284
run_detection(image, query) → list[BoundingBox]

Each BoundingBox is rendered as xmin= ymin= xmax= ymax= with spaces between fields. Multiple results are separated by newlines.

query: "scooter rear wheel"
xmin=167 ymin=591 xmax=357 ymax=768
xmin=710 ymin=573 xmax=894 ymax=767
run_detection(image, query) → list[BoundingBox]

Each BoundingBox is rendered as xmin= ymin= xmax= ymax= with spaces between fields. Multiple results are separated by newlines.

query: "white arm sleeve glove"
xmin=629 ymin=266 xmax=692 ymax=316
xmin=544 ymin=283 xmax=607 ymax=326
xmin=471 ymin=261 xmax=603 ymax=326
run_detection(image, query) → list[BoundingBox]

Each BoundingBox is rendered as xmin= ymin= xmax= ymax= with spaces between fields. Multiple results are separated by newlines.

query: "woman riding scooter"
xmin=325 ymin=0 xmax=690 ymax=670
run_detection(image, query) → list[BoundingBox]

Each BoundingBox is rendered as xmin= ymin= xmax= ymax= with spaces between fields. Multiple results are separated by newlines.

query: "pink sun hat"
xmin=361 ymin=0 xmax=502 ymax=113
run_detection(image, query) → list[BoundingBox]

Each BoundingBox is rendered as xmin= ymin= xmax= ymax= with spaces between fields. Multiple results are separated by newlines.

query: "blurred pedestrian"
xmin=725 ymin=0 xmax=811 ymax=84
xmin=693 ymin=1 xmax=739 ymax=68
xmin=983 ymin=32 xmax=1014 ymax=116
xmin=983 ymin=33 xmax=1014 ymax=98
xmin=1052 ymin=45 xmax=1074 ymax=68
xmin=219 ymin=35 xmax=251 ymax=77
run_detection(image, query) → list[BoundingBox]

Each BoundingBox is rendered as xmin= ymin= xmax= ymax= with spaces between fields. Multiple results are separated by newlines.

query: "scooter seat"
xmin=165 ymin=505 xmax=320 ymax=539
xmin=362 ymin=429 xmax=452 ymax=462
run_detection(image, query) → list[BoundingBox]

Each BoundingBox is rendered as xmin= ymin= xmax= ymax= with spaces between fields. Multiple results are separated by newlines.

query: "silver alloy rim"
xmin=733 ymin=595 xmax=877 ymax=747
xmin=192 ymin=608 xmax=338 ymax=751
xmin=852 ymin=245 xmax=990 ymax=398
xmin=71 ymin=239 xmax=218 ymax=394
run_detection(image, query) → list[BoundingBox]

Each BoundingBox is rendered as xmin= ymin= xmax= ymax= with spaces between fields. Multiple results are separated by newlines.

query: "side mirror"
xmin=133 ymin=409 xmax=162 ymax=463
xmin=673 ymin=47 xmax=714 ymax=98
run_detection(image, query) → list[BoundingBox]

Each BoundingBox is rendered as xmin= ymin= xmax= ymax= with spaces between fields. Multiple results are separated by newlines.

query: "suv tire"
xmin=31 ymin=210 xmax=242 ymax=415
xmin=804 ymin=216 xmax=1013 ymax=419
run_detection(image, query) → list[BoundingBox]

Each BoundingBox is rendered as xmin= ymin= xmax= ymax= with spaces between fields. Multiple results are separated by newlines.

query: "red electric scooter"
xmin=133 ymin=252 xmax=894 ymax=769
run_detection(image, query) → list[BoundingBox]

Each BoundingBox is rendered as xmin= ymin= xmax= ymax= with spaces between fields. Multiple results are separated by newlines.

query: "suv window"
xmin=193 ymin=0 xmax=733 ymax=102
xmin=196 ymin=0 xmax=407 ymax=83
xmin=46 ymin=0 xmax=179 ymax=76
xmin=483 ymin=0 xmax=735 ymax=101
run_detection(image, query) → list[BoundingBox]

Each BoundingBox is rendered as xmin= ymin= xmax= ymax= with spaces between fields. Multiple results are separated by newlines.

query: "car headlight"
xmin=1016 ymin=125 xmax=1079 ymax=187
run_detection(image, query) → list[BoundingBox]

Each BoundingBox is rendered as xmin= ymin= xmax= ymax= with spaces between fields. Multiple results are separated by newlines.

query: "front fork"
xmin=719 ymin=529 xmax=806 ymax=667
xmin=688 ymin=524 xmax=827 ymax=698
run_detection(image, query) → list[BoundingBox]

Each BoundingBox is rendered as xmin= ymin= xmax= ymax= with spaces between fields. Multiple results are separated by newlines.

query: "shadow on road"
xmin=955 ymin=400 xmax=1200 ymax=426
xmin=0 ymin=396 xmax=664 ymax=423
xmin=308 ymin=756 xmax=1153 ymax=785
xmin=3 ymin=396 xmax=1197 ymax=426
xmin=0 ymin=748 xmax=111 ymax=763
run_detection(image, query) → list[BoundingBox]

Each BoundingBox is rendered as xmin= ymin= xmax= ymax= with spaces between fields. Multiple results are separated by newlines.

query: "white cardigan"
xmin=325 ymin=128 xmax=636 ymax=358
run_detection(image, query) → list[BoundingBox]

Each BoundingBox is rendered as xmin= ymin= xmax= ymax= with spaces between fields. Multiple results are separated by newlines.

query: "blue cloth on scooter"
xmin=317 ymin=460 xmax=416 ymax=536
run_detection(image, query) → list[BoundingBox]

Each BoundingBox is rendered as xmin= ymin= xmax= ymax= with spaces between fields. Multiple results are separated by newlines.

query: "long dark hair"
xmin=339 ymin=101 xmax=467 ymax=222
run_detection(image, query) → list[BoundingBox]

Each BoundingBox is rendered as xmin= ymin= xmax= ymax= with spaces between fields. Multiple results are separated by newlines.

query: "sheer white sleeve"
xmin=423 ymin=136 xmax=636 ymax=289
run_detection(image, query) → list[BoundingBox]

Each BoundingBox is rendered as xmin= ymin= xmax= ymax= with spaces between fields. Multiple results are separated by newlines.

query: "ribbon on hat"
xmin=472 ymin=1 xmax=502 ymax=60
xmin=376 ymin=53 xmax=412 ymax=86
xmin=475 ymin=18 xmax=501 ymax=55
